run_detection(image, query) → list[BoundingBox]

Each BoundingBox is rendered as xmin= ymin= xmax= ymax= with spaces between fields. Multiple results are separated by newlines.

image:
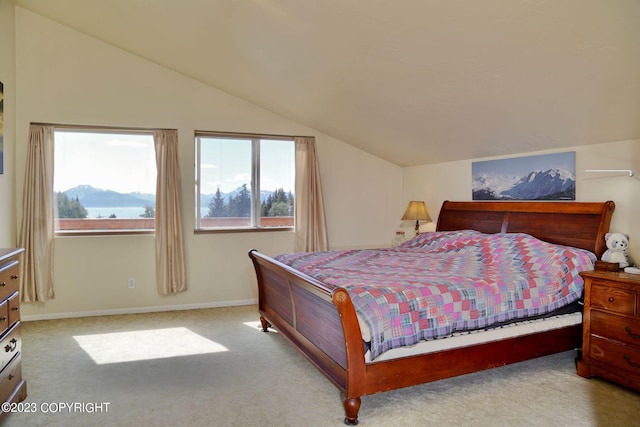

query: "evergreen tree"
xmin=261 ymin=193 xmax=274 ymax=216
xmin=202 ymin=186 xmax=294 ymax=219
xmin=260 ymin=188 xmax=294 ymax=217
xmin=207 ymin=187 xmax=227 ymax=217
xmin=229 ymin=184 xmax=251 ymax=217
xmin=56 ymin=192 xmax=88 ymax=218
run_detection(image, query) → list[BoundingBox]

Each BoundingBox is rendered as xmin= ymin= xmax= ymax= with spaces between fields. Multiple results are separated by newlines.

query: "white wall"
xmin=14 ymin=7 xmax=402 ymax=319
xmin=403 ymin=140 xmax=640 ymax=261
xmin=0 ymin=0 xmax=16 ymax=247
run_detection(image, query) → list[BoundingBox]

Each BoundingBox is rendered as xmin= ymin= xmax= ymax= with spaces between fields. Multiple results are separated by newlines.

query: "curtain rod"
xmin=31 ymin=123 xmax=314 ymax=140
xmin=194 ymin=130 xmax=315 ymax=140
xmin=30 ymin=122 xmax=174 ymax=133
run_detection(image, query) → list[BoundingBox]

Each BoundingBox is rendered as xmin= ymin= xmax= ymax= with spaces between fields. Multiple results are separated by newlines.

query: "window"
xmin=195 ymin=132 xmax=295 ymax=230
xmin=54 ymin=128 xmax=157 ymax=233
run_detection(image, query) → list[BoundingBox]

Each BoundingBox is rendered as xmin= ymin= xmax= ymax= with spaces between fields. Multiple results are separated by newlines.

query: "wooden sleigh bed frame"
xmin=249 ymin=200 xmax=615 ymax=425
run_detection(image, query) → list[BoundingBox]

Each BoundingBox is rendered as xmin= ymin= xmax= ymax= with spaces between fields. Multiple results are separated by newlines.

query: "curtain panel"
xmin=18 ymin=125 xmax=55 ymax=302
xmin=294 ymin=137 xmax=329 ymax=252
xmin=154 ymin=130 xmax=188 ymax=295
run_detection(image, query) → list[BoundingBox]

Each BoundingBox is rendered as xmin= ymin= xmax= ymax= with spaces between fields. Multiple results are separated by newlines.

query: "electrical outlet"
xmin=128 ymin=278 xmax=135 ymax=289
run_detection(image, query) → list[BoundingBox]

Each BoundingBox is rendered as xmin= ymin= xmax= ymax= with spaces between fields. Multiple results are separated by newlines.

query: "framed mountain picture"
xmin=472 ymin=151 xmax=576 ymax=201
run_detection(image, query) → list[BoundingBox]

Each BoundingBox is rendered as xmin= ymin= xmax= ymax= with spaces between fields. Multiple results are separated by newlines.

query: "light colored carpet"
xmin=5 ymin=305 xmax=640 ymax=426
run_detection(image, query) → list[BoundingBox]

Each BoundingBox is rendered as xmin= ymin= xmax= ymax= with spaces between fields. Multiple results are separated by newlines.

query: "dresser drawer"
xmin=0 ymin=323 xmax=21 ymax=371
xmin=0 ymin=300 xmax=8 ymax=335
xmin=0 ymin=352 xmax=22 ymax=403
xmin=590 ymin=283 xmax=637 ymax=316
xmin=591 ymin=311 xmax=640 ymax=344
xmin=0 ymin=261 xmax=20 ymax=301
xmin=590 ymin=335 xmax=640 ymax=375
xmin=6 ymin=292 xmax=20 ymax=326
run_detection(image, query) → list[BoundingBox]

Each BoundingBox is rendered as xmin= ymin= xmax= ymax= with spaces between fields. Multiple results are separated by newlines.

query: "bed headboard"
xmin=436 ymin=200 xmax=615 ymax=257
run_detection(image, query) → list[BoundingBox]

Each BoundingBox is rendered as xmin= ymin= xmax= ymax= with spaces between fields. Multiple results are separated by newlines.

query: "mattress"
xmin=363 ymin=311 xmax=581 ymax=362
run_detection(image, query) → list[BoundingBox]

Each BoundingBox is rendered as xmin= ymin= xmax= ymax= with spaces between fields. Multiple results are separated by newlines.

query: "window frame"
xmin=53 ymin=125 xmax=157 ymax=236
xmin=194 ymin=131 xmax=295 ymax=233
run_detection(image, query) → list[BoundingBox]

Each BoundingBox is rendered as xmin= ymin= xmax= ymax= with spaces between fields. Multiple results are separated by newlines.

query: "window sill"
xmin=55 ymin=230 xmax=154 ymax=237
xmin=194 ymin=227 xmax=294 ymax=235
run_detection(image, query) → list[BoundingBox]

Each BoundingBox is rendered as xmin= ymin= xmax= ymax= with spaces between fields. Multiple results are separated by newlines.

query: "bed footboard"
xmin=249 ymin=250 xmax=366 ymax=424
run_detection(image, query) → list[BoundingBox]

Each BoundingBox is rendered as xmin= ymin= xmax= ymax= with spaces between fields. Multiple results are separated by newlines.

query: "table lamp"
xmin=401 ymin=201 xmax=431 ymax=235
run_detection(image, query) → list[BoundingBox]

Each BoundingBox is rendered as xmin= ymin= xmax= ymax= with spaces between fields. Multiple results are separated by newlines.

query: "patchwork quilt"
xmin=275 ymin=230 xmax=596 ymax=360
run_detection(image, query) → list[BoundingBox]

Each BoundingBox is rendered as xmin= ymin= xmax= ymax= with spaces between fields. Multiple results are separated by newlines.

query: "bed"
xmin=249 ymin=200 xmax=615 ymax=425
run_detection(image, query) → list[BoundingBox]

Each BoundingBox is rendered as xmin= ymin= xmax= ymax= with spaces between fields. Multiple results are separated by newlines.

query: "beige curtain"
xmin=154 ymin=130 xmax=187 ymax=295
xmin=294 ymin=137 xmax=329 ymax=252
xmin=18 ymin=125 xmax=55 ymax=302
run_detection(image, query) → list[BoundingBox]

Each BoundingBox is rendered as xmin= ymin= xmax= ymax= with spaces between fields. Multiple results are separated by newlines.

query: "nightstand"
xmin=577 ymin=270 xmax=640 ymax=392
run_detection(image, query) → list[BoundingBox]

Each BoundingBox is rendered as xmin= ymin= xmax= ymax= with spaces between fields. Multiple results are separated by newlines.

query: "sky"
xmin=54 ymin=131 xmax=295 ymax=196
xmin=198 ymin=137 xmax=294 ymax=195
xmin=54 ymin=131 xmax=157 ymax=194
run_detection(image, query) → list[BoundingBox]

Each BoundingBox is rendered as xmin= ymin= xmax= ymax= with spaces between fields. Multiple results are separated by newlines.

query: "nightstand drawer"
xmin=590 ymin=336 xmax=640 ymax=375
xmin=591 ymin=284 xmax=636 ymax=316
xmin=591 ymin=311 xmax=640 ymax=344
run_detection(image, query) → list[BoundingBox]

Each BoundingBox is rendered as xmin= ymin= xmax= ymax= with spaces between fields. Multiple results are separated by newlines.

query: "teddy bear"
xmin=601 ymin=232 xmax=635 ymax=268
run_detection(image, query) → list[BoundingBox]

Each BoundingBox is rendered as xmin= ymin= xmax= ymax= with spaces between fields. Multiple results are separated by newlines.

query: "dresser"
xmin=0 ymin=248 xmax=27 ymax=420
xmin=577 ymin=269 xmax=640 ymax=391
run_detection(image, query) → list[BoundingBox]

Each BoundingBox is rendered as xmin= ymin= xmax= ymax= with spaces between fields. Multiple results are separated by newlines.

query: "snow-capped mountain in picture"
xmin=472 ymin=152 xmax=576 ymax=200
xmin=501 ymin=168 xmax=575 ymax=199
xmin=472 ymin=173 xmax=520 ymax=197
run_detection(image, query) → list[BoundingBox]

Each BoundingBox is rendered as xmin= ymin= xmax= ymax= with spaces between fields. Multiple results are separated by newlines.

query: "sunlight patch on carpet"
xmin=73 ymin=327 xmax=228 ymax=364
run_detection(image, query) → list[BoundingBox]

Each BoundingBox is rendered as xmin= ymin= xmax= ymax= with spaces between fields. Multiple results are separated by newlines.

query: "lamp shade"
xmin=401 ymin=201 xmax=431 ymax=222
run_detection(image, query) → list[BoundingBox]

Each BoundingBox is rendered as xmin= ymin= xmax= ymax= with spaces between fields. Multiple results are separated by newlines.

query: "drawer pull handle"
xmin=4 ymin=338 xmax=17 ymax=353
xmin=624 ymin=354 xmax=640 ymax=369
xmin=625 ymin=326 xmax=640 ymax=340
xmin=4 ymin=338 xmax=18 ymax=353
xmin=7 ymin=374 xmax=13 ymax=380
xmin=0 ymin=282 xmax=5 ymax=288
xmin=608 ymin=297 xmax=615 ymax=303
xmin=10 ymin=307 xmax=18 ymax=312
xmin=0 ymin=316 xmax=6 ymax=322
xmin=10 ymin=275 xmax=18 ymax=280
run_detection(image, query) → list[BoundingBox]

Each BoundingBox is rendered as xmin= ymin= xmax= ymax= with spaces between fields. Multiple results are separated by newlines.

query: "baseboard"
xmin=21 ymin=298 xmax=258 ymax=321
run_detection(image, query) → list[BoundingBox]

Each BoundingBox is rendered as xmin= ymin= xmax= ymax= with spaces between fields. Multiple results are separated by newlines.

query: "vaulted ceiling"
xmin=13 ymin=0 xmax=640 ymax=166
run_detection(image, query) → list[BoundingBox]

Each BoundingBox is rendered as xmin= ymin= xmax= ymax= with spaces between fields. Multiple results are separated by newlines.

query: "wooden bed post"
xmin=259 ymin=316 xmax=271 ymax=332
xmin=341 ymin=394 xmax=361 ymax=425
xmin=333 ymin=288 xmax=366 ymax=425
